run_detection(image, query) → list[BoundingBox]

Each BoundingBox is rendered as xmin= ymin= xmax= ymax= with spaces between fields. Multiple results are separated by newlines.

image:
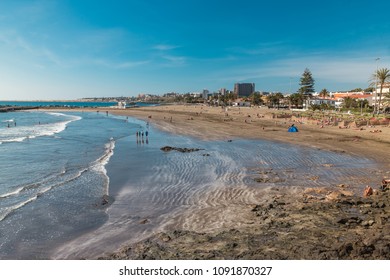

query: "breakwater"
xmin=0 ymin=106 xmax=39 ymax=112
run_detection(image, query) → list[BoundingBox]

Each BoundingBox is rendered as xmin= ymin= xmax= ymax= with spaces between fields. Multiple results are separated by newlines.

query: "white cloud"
xmin=0 ymin=27 xmax=151 ymax=71
xmin=153 ymin=44 xmax=180 ymax=51
xmin=207 ymin=51 xmax=390 ymax=91
xmin=161 ymin=55 xmax=187 ymax=67
xmin=227 ymin=41 xmax=288 ymax=56
xmin=91 ymin=59 xmax=150 ymax=69
xmin=237 ymin=55 xmax=386 ymax=82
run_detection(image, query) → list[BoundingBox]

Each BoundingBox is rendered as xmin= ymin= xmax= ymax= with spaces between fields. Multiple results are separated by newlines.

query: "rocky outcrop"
xmin=101 ymin=187 xmax=390 ymax=260
xmin=160 ymin=146 xmax=204 ymax=153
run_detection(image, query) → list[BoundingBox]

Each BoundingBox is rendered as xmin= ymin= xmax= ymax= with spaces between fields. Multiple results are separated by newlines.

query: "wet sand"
xmin=53 ymin=106 xmax=390 ymax=259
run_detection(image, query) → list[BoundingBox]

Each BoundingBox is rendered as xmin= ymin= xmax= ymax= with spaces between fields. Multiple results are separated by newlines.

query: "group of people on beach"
xmin=136 ymin=130 xmax=149 ymax=145
xmin=136 ymin=130 xmax=148 ymax=138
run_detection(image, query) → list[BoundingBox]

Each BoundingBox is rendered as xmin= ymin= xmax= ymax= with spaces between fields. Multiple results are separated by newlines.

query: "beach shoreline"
xmin=107 ymin=105 xmax=390 ymax=166
xmin=45 ymin=105 xmax=390 ymax=165
xmin=47 ymin=105 xmax=390 ymax=259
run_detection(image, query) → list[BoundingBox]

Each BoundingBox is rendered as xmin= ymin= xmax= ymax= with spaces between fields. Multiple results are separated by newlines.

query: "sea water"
xmin=0 ymin=110 xmax=379 ymax=259
xmin=0 ymin=110 xmax=136 ymax=259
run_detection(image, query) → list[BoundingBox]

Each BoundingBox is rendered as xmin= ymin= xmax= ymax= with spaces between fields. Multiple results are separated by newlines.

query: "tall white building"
xmin=202 ymin=89 xmax=210 ymax=99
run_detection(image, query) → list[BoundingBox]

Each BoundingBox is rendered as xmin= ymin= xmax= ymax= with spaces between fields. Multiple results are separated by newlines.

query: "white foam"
xmin=0 ymin=112 xmax=81 ymax=144
xmin=0 ymin=196 xmax=38 ymax=222
xmin=91 ymin=138 xmax=115 ymax=195
xmin=0 ymin=187 xmax=25 ymax=199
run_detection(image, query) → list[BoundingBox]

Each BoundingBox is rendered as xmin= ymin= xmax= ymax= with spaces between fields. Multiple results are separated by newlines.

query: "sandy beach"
xmin=108 ymin=105 xmax=390 ymax=167
xmin=56 ymin=105 xmax=390 ymax=259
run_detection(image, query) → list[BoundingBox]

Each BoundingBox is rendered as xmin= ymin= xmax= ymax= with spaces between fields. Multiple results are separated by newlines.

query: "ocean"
xmin=0 ymin=109 xmax=379 ymax=259
xmin=0 ymin=100 xmax=157 ymax=108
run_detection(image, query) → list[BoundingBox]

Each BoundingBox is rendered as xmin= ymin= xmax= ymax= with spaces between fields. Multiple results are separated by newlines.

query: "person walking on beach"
xmin=145 ymin=131 xmax=149 ymax=137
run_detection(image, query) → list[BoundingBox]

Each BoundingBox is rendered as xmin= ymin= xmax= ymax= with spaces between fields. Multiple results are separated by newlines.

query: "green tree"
xmin=310 ymin=104 xmax=321 ymax=111
xmin=288 ymin=93 xmax=304 ymax=108
xmin=370 ymin=67 xmax=390 ymax=112
xmin=220 ymin=92 xmax=237 ymax=106
xmin=268 ymin=92 xmax=284 ymax=108
xmin=220 ymin=94 xmax=229 ymax=105
xmin=298 ymin=68 xmax=315 ymax=97
xmin=342 ymin=97 xmax=357 ymax=109
xmin=364 ymin=87 xmax=375 ymax=93
xmin=320 ymin=103 xmax=332 ymax=110
xmin=350 ymin=88 xmax=363 ymax=92
xmin=249 ymin=92 xmax=263 ymax=105
xmin=319 ymin=88 xmax=329 ymax=98
xmin=356 ymin=99 xmax=369 ymax=112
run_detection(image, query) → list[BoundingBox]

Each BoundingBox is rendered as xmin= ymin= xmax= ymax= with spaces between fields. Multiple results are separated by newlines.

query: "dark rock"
xmin=357 ymin=245 xmax=375 ymax=256
xmin=160 ymin=146 xmax=174 ymax=152
xmin=338 ymin=199 xmax=355 ymax=205
xmin=139 ymin=219 xmax=150 ymax=224
xmin=160 ymin=146 xmax=204 ymax=153
xmin=254 ymin=177 xmax=269 ymax=183
xmin=337 ymin=218 xmax=350 ymax=224
xmin=337 ymin=243 xmax=353 ymax=258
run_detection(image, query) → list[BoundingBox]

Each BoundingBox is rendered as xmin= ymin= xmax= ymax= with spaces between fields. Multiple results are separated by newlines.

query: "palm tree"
xmin=268 ymin=93 xmax=284 ymax=108
xmin=343 ymin=97 xmax=356 ymax=109
xmin=249 ymin=92 xmax=263 ymax=106
xmin=319 ymin=88 xmax=330 ymax=98
xmin=371 ymin=68 xmax=390 ymax=113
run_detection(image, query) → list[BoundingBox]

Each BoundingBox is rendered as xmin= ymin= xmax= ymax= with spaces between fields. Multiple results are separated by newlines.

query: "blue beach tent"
xmin=288 ymin=125 xmax=298 ymax=132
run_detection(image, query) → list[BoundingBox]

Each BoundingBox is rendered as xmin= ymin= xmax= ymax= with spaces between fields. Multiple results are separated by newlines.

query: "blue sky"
xmin=1 ymin=0 xmax=390 ymax=100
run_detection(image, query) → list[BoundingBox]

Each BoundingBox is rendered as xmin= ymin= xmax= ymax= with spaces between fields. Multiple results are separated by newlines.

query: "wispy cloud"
xmin=210 ymin=51 xmax=390 ymax=91
xmin=91 ymin=59 xmax=150 ymax=69
xmin=265 ymin=55 xmax=388 ymax=83
xmin=227 ymin=41 xmax=289 ymax=56
xmin=0 ymin=27 xmax=150 ymax=70
xmin=0 ymin=30 xmax=69 ymax=67
xmin=76 ymin=28 xmax=131 ymax=52
xmin=8 ymin=0 xmax=57 ymax=23
xmin=160 ymin=55 xmax=187 ymax=67
xmin=153 ymin=44 xmax=180 ymax=51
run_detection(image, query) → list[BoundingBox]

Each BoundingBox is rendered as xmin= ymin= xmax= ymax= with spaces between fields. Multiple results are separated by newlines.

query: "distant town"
xmin=81 ymin=81 xmax=390 ymax=114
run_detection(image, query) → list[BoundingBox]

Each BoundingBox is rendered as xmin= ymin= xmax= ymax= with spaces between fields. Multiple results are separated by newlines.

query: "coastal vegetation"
xmin=371 ymin=68 xmax=390 ymax=113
